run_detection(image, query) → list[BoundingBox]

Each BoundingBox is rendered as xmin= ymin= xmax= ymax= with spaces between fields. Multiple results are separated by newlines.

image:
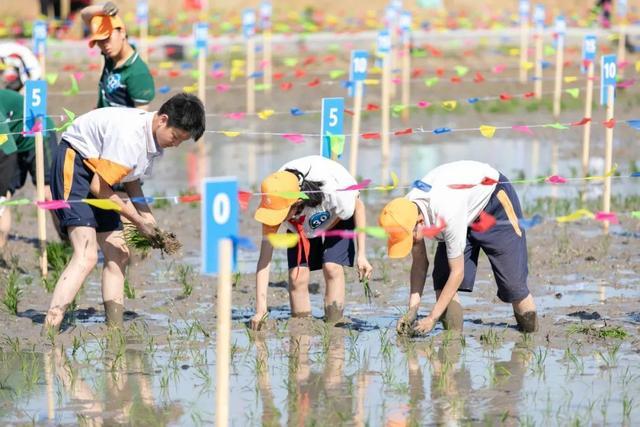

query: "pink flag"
xmin=512 ymin=125 xmax=534 ymax=136
xmin=546 ymin=175 xmax=567 ymax=184
xmin=594 ymin=211 xmax=619 ymax=224
xmin=282 ymin=133 xmax=305 ymax=144
xmin=36 ymin=200 xmax=70 ymax=210
xmin=224 ymin=112 xmax=245 ymax=120
xmin=339 ymin=179 xmax=372 ymax=191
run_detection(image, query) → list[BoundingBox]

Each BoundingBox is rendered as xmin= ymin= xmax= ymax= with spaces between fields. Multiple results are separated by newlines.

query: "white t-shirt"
xmin=279 ymin=155 xmax=358 ymax=237
xmin=406 ymin=161 xmax=500 ymax=259
xmin=62 ymin=108 xmax=162 ymax=185
xmin=0 ymin=42 xmax=42 ymax=82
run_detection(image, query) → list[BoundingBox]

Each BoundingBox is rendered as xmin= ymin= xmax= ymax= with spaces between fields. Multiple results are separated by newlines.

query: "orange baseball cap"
xmin=378 ymin=198 xmax=419 ymax=258
xmin=254 ymin=171 xmax=301 ymax=226
xmin=88 ymin=15 xmax=125 ymax=47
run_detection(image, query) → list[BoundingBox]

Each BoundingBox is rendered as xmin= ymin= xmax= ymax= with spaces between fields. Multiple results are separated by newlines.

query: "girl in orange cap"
xmin=250 ymin=155 xmax=373 ymax=330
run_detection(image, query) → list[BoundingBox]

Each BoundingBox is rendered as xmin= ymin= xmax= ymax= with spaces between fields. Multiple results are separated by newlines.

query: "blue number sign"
xmin=136 ymin=0 xmax=148 ymax=24
xmin=600 ymin=55 xmax=617 ymax=106
xmin=243 ymin=9 xmax=256 ymax=39
xmin=194 ymin=22 xmax=208 ymax=51
xmin=23 ymin=80 xmax=47 ymax=135
xmin=202 ymin=177 xmax=239 ymax=275
xmin=349 ymin=50 xmax=368 ymax=97
xmin=533 ymin=4 xmax=545 ymax=30
xmin=519 ymin=0 xmax=530 ymax=21
xmin=32 ymin=20 xmax=47 ymax=56
xmin=259 ymin=1 xmax=272 ymax=30
xmin=320 ymin=98 xmax=344 ymax=158
xmin=581 ymin=35 xmax=597 ymax=73
xmin=377 ymin=30 xmax=391 ymax=55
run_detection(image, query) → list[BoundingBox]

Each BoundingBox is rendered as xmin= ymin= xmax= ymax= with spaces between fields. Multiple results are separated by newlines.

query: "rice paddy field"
xmin=0 ymin=1 xmax=639 ymax=425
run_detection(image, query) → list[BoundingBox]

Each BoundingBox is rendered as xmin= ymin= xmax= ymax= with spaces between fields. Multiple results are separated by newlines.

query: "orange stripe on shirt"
xmin=83 ymin=158 xmax=132 ymax=186
xmin=63 ymin=148 xmax=76 ymax=200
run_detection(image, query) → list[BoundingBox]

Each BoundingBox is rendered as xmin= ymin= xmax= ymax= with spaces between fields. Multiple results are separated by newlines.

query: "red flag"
xmin=435 ymin=67 xmax=445 ymax=77
xmin=273 ymin=72 xmax=285 ymax=80
xmin=323 ymin=55 xmax=336 ymax=63
xmin=603 ymin=118 xmax=616 ymax=128
xmin=168 ymin=70 xmax=181 ymax=78
xmin=394 ymin=128 xmax=413 ymax=136
xmin=571 ymin=117 xmax=591 ymax=126
xmin=307 ymin=78 xmax=320 ymax=87
xmin=523 ymin=92 xmax=535 ymax=98
xmin=470 ymin=212 xmax=496 ymax=233
xmin=473 ymin=72 xmax=485 ymax=83
xmin=411 ymin=68 xmax=425 ymax=78
xmin=294 ymin=69 xmax=306 ymax=78
xmin=448 ymin=183 xmax=476 ymax=189
xmin=582 ymin=59 xmax=592 ymax=69
xmin=280 ymin=82 xmax=293 ymax=91
xmin=344 ymin=109 xmax=354 ymax=116
xmin=499 ymin=93 xmax=512 ymax=101
xmin=481 ymin=177 xmax=498 ymax=185
xmin=179 ymin=194 xmax=202 ymax=203
xmin=450 ymin=76 xmax=461 ymax=83
xmin=238 ymin=191 xmax=251 ymax=211
xmin=303 ymin=56 xmax=316 ymax=66
xmin=362 ymin=133 xmax=381 ymax=139
xmin=366 ymin=103 xmax=380 ymax=111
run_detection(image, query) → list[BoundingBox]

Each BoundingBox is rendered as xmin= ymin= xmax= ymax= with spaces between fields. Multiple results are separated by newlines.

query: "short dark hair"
xmin=285 ymin=168 xmax=324 ymax=208
xmin=158 ymin=93 xmax=205 ymax=141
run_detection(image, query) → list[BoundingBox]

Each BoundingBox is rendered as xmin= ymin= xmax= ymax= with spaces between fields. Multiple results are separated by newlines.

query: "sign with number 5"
xmin=320 ymin=97 xmax=344 ymax=158
xmin=23 ymin=80 xmax=47 ymax=135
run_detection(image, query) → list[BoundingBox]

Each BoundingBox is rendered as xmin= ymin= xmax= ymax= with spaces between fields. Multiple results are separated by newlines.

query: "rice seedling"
xmin=124 ymin=276 xmax=136 ymax=299
xmin=2 ymin=268 xmax=22 ymax=315
xmin=562 ymin=346 xmax=585 ymax=374
xmin=175 ymin=264 xmax=194 ymax=298
xmin=479 ymin=328 xmax=502 ymax=349
xmin=567 ymin=323 xmax=628 ymax=340
xmin=596 ymin=342 xmax=621 ymax=368
xmin=47 ymin=241 xmax=72 ymax=272
xmin=123 ymin=224 xmax=182 ymax=256
xmin=530 ymin=347 xmax=548 ymax=376
xmin=622 ymin=395 xmax=636 ymax=419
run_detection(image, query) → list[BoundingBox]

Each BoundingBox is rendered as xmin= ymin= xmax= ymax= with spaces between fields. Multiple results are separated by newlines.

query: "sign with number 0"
xmin=600 ymin=54 xmax=617 ymax=106
xmin=193 ymin=22 xmax=208 ymax=51
xmin=349 ymin=50 xmax=368 ymax=97
xmin=23 ymin=80 xmax=47 ymax=135
xmin=377 ymin=30 xmax=391 ymax=55
xmin=32 ymin=20 xmax=47 ymax=55
xmin=202 ymin=177 xmax=239 ymax=275
xmin=320 ymin=97 xmax=344 ymax=158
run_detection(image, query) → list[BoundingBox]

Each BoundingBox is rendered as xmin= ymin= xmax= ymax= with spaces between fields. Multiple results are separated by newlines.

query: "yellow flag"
xmin=0 ymin=134 xmax=8 ymax=145
xmin=636 ymin=60 xmax=640 ymax=73
xmin=442 ymin=100 xmax=457 ymax=111
xmin=82 ymin=199 xmax=122 ymax=211
xmin=183 ymin=85 xmax=197 ymax=93
xmin=479 ymin=125 xmax=497 ymax=138
xmin=523 ymin=61 xmax=534 ymax=70
xmin=267 ymin=233 xmax=299 ymax=248
xmin=584 ymin=163 xmax=618 ymax=180
xmin=509 ymin=48 xmax=520 ymax=56
xmin=364 ymin=79 xmax=380 ymax=85
xmin=374 ymin=171 xmax=399 ymax=191
xmin=556 ymin=209 xmax=594 ymax=223
xmin=564 ymin=76 xmax=577 ymax=83
xmin=159 ymin=61 xmax=174 ymax=69
xmin=223 ymin=131 xmax=240 ymax=137
xmin=258 ymin=109 xmax=275 ymax=120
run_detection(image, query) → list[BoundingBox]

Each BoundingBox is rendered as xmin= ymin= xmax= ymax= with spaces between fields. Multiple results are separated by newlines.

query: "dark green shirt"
xmin=97 ymin=50 xmax=155 ymax=108
xmin=0 ymin=89 xmax=57 ymax=155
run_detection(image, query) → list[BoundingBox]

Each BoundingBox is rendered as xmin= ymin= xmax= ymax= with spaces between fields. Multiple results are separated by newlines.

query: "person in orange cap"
xmin=250 ymin=155 xmax=373 ymax=330
xmin=378 ymin=161 xmax=538 ymax=336
xmin=81 ymin=2 xmax=154 ymax=109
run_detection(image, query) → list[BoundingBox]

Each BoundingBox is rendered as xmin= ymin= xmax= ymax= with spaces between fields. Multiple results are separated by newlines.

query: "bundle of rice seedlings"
xmin=123 ymin=224 xmax=182 ymax=255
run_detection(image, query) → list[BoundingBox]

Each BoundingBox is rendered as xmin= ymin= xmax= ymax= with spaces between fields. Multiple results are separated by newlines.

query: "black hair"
xmin=158 ymin=93 xmax=206 ymax=141
xmin=285 ymin=168 xmax=324 ymax=208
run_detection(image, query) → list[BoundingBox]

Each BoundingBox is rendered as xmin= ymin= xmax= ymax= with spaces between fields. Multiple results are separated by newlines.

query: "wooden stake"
xmin=400 ymin=33 xmax=410 ymax=124
xmin=381 ymin=54 xmax=391 ymax=183
xmin=519 ymin=20 xmax=529 ymax=83
xmin=602 ymin=85 xmax=615 ymax=233
xmin=247 ymin=36 xmax=256 ymax=186
xmin=38 ymin=52 xmax=46 ymax=79
xmin=35 ymin=126 xmax=48 ymax=276
xmin=215 ymin=238 xmax=232 ymax=427
xmin=534 ymin=32 xmax=543 ymax=99
xmin=263 ymin=30 xmax=272 ymax=93
xmin=552 ymin=35 xmax=564 ymax=119
xmin=581 ymin=61 xmax=595 ymax=180
xmin=349 ymin=81 xmax=363 ymax=177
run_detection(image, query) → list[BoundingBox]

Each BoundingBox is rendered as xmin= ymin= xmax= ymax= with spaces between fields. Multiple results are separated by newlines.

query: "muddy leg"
xmin=322 ymin=262 xmax=345 ymax=323
xmin=512 ymin=293 xmax=538 ymax=333
xmin=289 ymin=266 xmax=312 ymax=318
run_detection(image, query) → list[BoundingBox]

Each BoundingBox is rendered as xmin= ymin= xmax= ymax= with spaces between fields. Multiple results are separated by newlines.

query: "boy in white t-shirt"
xmin=379 ymin=161 xmax=538 ymax=335
xmin=250 ymin=156 xmax=373 ymax=329
xmin=43 ymin=93 xmax=205 ymax=334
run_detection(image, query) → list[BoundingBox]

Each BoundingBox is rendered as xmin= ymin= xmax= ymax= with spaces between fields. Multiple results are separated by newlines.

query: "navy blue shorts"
xmin=287 ymin=217 xmax=356 ymax=271
xmin=9 ymin=131 xmax=57 ymax=194
xmin=50 ymin=140 xmax=122 ymax=233
xmin=432 ymin=174 xmax=530 ymax=303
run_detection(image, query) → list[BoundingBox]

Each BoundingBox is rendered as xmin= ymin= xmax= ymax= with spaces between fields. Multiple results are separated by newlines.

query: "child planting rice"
xmin=250 ymin=156 xmax=373 ymax=330
xmin=378 ymin=161 xmax=539 ymax=336
xmin=43 ymin=93 xmax=205 ymax=334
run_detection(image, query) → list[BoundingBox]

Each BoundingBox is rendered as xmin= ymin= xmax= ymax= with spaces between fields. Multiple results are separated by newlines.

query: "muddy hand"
xmin=396 ymin=306 xmax=418 ymax=336
xmin=411 ymin=316 xmax=436 ymax=337
xmin=250 ymin=311 xmax=267 ymax=331
xmin=357 ymin=255 xmax=373 ymax=281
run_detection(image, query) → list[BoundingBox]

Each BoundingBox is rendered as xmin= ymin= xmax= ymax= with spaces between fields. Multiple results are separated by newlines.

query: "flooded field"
xmin=1 ymin=30 xmax=639 ymax=425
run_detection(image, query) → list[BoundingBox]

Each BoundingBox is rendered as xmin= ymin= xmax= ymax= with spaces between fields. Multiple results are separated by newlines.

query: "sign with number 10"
xmin=194 ymin=22 xmax=208 ymax=50
xmin=533 ymin=4 xmax=545 ymax=30
xmin=32 ymin=20 xmax=47 ymax=55
xmin=23 ymin=80 xmax=47 ymax=135
xmin=349 ymin=50 xmax=368 ymax=97
xmin=243 ymin=9 xmax=256 ymax=38
xmin=202 ymin=177 xmax=239 ymax=275
xmin=377 ymin=30 xmax=391 ymax=55
xmin=600 ymin=55 xmax=617 ymax=106
xmin=320 ymin=97 xmax=344 ymax=158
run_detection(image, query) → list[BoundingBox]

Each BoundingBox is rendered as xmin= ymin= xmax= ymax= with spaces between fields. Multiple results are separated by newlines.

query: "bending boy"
xmin=378 ymin=160 xmax=538 ymax=335
xmin=43 ymin=93 xmax=205 ymax=333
